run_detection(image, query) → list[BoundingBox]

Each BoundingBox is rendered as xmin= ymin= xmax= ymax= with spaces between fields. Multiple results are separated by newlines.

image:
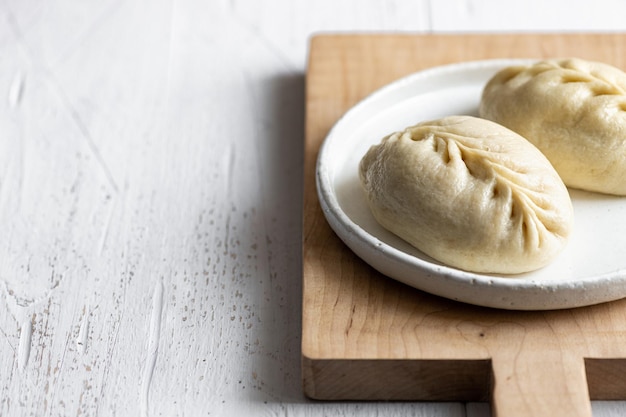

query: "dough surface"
xmin=359 ymin=115 xmax=573 ymax=274
xmin=480 ymin=58 xmax=626 ymax=195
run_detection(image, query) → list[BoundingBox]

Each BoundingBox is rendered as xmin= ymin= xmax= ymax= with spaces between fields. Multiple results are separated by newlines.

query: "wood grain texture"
xmin=302 ymin=34 xmax=626 ymax=417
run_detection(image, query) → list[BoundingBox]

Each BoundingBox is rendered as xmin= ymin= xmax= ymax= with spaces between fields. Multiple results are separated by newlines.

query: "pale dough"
xmin=480 ymin=58 xmax=626 ymax=195
xmin=359 ymin=115 xmax=573 ymax=274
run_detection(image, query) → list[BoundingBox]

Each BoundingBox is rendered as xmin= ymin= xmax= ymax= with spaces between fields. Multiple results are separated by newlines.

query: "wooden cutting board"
xmin=302 ymin=34 xmax=626 ymax=417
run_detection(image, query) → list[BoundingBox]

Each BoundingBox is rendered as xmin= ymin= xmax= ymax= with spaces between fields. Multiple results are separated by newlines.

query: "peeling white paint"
xmin=8 ymin=71 xmax=23 ymax=108
xmin=17 ymin=319 xmax=31 ymax=372
xmin=141 ymin=279 xmax=164 ymax=417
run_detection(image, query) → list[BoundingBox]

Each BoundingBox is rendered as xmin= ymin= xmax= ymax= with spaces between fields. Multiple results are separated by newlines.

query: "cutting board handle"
xmin=491 ymin=353 xmax=592 ymax=417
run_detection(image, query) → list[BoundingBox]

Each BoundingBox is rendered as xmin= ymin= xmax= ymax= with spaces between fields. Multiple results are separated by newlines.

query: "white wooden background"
xmin=1 ymin=1 xmax=626 ymax=416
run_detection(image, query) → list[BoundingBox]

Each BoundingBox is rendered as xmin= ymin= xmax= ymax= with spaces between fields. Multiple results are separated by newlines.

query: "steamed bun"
xmin=480 ymin=58 xmax=626 ymax=195
xmin=359 ymin=115 xmax=573 ymax=274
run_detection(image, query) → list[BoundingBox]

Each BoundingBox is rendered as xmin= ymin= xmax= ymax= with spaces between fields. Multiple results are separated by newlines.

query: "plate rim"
xmin=315 ymin=58 xmax=626 ymax=310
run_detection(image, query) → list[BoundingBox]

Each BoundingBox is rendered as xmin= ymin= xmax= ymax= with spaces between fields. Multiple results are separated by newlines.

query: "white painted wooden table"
xmin=1 ymin=1 xmax=626 ymax=416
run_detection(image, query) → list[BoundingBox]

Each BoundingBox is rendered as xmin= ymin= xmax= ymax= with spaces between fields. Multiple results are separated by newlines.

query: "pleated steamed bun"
xmin=480 ymin=58 xmax=626 ymax=195
xmin=359 ymin=115 xmax=573 ymax=274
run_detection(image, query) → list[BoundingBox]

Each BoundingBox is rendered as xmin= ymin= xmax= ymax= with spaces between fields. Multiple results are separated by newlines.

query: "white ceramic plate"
xmin=316 ymin=59 xmax=626 ymax=310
